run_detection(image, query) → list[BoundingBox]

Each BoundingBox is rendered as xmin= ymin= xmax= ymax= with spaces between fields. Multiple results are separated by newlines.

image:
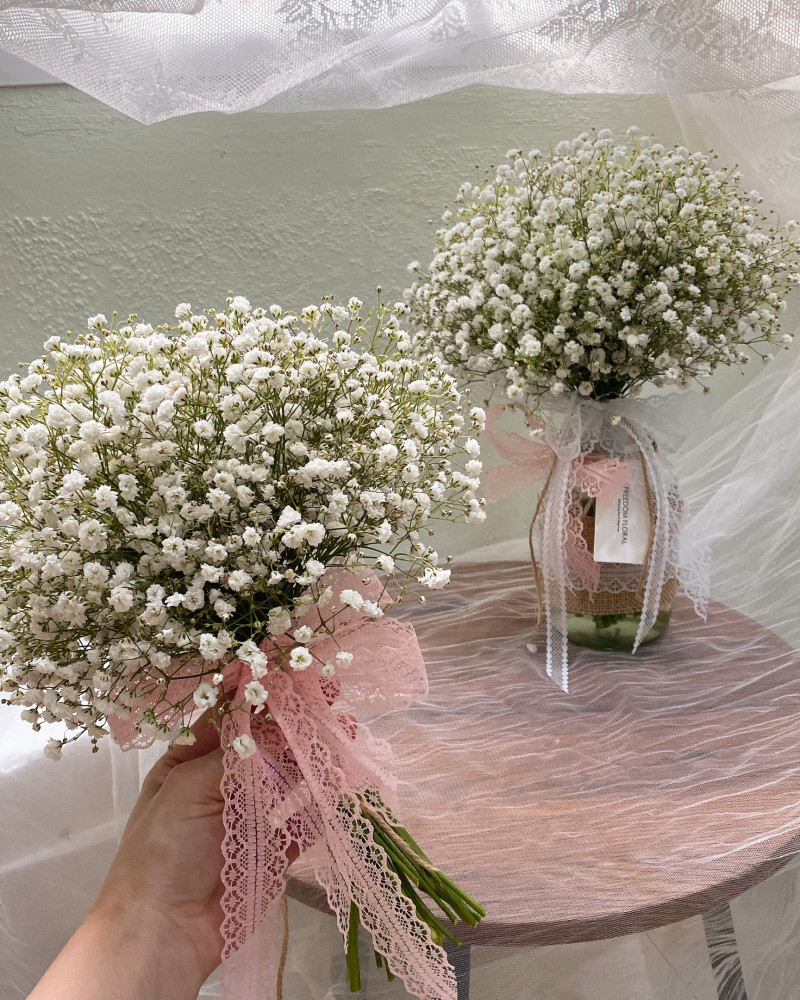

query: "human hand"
xmin=30 ymin=714 xmax=226 ymax=1000
xmin=96 ymin=712 xmax=227 ymax=983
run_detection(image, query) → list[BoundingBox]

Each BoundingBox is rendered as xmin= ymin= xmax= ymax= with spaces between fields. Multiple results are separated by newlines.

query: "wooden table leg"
xmin=702 ymin=901 xmax=749 ymax=1000
xmin=444 ymin=941 xmax=472 ymax=1000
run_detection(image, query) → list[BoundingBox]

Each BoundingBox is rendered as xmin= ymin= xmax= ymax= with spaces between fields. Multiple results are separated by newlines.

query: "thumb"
xmin=161 ymin=747 xmax=225 ymax=810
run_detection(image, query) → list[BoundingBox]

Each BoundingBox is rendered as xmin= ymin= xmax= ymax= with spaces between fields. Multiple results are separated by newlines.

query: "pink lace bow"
xmin=109 ymin=569 xmax=459 ymax=1000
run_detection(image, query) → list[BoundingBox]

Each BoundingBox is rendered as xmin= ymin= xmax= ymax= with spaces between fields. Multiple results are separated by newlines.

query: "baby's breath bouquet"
xmin=408 ymin=128 xmax=799 ymax=404
xmin=0 ymin=295 xmax=486 ymax=1000
xmin=406 ymin=129 xmax=800 ymax=686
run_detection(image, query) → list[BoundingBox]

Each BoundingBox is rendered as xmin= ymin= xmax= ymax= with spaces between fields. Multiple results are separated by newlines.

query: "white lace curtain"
xmin=1 ymin=1 xmax=799 ymax=215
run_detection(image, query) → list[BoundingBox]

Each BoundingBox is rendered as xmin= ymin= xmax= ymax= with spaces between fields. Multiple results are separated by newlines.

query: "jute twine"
xmin=529 ymin=452 xmax=678 ymax=623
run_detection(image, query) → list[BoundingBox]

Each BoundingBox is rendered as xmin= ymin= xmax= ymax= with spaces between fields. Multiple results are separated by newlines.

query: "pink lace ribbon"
xmin=109 ymin=569 xmax=459 ymax=1000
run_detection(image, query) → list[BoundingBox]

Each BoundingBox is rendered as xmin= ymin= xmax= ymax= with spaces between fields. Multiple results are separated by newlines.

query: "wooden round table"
xmin=288 ymin=560 xmax=800 ymax=989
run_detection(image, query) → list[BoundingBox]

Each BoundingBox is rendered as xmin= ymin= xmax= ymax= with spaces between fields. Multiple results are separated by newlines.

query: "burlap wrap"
xmin=532 ymin=463 xmax=681 ymax=619
xmin=563 ymin=513 xmax=679 ymax=616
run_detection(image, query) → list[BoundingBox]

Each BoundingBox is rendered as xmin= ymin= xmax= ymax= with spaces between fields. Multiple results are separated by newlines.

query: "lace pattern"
xmin=109 ymin=569 xmax=455 ymax=1000
xmin=485 ymin=393 xmax=711 ymax=691
xmin=220 ymin=655 xmax=456 ymax=1000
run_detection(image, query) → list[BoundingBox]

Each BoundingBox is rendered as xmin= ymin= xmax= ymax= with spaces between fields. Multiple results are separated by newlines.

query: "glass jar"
xmin=562 ymin=472 xmax=678 ymax=653
xmin=566 ymin=607 xmax=672 ymax=652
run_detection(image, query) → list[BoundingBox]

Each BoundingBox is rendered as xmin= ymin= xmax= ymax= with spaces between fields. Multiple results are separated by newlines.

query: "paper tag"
xmin=592 ymin=461 xmax=650 ymax=565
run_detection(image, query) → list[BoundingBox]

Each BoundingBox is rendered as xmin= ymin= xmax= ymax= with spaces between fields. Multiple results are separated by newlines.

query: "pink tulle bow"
xmin=110 ymin=568 xmax=459 ymax=1000
xmin=483 ymin=407 xmax=629 ymax=597
xmin=482 ymin=406 xmax=553 ymax=502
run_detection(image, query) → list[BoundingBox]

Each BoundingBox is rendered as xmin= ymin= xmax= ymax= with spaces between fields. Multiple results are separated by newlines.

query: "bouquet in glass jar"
xmin=0 ymin=296 xmax=487 ymax=1000
xmin=406 ymin=128 xmax=800 ymax=688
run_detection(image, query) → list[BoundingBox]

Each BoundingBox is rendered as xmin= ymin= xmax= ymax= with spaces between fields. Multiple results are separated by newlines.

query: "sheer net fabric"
xmin=0 ymin=2 xmax=798 ymax=136
xmin=523 ymin=393 xmax=702 ymax=690
xmin=280 ymin=340 xmax=800 ymax=995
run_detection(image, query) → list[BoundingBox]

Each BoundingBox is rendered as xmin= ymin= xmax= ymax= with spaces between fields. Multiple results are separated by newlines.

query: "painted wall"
xmin=0 ymin=84 xmax=794 ymax=555
xmin=0 ymin=83 xmax=684 ymax=359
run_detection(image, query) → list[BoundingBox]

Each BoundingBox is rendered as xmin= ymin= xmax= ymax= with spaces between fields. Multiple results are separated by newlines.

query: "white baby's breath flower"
xmin=193 ymin=682 xmax=218 ymax=709
xmin=244 ymin=680 xmax=268 ymax=706
xmin=247 ymin=651 xmax=269 ymax=678
xmin=108 ymin=585 xmax=134 ymax=613
xmin=408 ymin=130 xmax=800 ymax=401
xmin=0 ymin=294 xmax=483 ymax=755
xmin=375 ymin=554 xmax=395 ymax=574
xmin=84 ymin=562 xmax=110 ymax=586
xmin=277 ymin=506 xmax=302 ymax=529
xmin=78 ymin=519 xmax=109 ymax=552
xmin=118 ymin=474 xmax=139 ymax=500
xmin=339 ymin=589 xmax=365 ymax=611
xmin=290 ymin=646 xmax=313 ymax=671
xmin=419 ymin=567 xmax=451 ymax=590
xmin=198 ymin=633 xmax=223 ymax=661
xmin=94 ymin=485 xmax=118 ymax=510
xmin=237 ymin=640 xmax=261 ymax=662
xmin=304 ymin=558 xmax=326 ymax=580
xmin=301 ymin=522 xmax=326 ymax=546
xmin=242 ymin=526 xmax=262 ymax=546
xmin=262 ymin=421 xmax=285 ymax=443
xmin=193 ymin=419 xmax=215 ymax=439
xmin=232 ymin=734 xmax=257 ymax=758
xmin=375 ymin=520 xmax=393 ymax=543
xmin=227 ymin=570 xmax=253 ymax=592
xmin=267 ymin=606 xmax=292 ymax=636
xmin=407 ymin=379 xmax=429 ymax=394
xmin=61 ymin=471 xmax=88 ymax=494
xmin=377 ymin=443 xmax=399 ymax=464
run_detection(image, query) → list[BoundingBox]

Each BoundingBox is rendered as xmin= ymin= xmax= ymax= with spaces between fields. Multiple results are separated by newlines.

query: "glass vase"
xmin=566 ymin=607 xmax=672 ymax=652
xmin=563 ymin=463 xmax=678 ymax=653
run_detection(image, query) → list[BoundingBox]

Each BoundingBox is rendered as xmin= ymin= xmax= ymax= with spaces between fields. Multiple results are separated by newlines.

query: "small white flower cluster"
xmin=406 ymin=129 xmax=800 ymax=403
xmin=0 ymin=296 xmax=485 ymax=757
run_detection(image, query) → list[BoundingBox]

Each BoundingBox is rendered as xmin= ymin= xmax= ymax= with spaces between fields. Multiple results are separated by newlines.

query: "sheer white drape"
xmin=3 ymin=2 xmax=800 ymax=214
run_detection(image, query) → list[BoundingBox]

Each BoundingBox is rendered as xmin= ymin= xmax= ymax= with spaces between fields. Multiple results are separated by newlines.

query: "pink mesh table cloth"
xmin=287 ymin=559 xmax=800 ymax=998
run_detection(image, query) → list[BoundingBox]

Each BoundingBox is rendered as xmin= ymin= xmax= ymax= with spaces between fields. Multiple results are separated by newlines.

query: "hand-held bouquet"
xmin=0 ymin=296 xmax=487 ymax=999
xmin=407 ymin=129 xmax=800 ymax=685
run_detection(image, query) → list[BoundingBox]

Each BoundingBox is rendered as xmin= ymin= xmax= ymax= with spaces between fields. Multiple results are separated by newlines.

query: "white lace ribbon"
xmin=537 ymin=392 xmax=711 ymax=691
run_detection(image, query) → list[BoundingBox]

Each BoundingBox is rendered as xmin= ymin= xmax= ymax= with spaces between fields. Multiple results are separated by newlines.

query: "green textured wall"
xmin=0 ymin=84 xmax=684 ymax=360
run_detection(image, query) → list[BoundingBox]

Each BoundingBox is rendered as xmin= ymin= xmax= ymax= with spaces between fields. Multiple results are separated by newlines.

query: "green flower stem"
xmin=368 ymin=822 xmax=421 ymax=881
xmin=343 ymin=795 xmax=486 ymax=992
xmin=375 ymin=952 xmax=396 ymax=982
xmin=346 ymin=901 xmax=361 ymax=993
xmin=393 ymin=866 xmax=462 ymax=945
xmin=425 ymin=871 xmax=487 ymax=920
